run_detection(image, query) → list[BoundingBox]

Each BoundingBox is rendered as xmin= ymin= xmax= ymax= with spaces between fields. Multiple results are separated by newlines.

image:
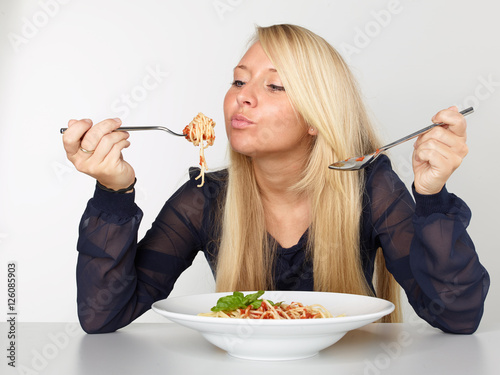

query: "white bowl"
xmin=152 ymin=291 xmax=394 ymax=361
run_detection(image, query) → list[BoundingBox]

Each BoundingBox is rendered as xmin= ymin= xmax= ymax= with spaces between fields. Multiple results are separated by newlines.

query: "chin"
xmin=228 ymin=133 xmax=255 ymax=155
xmin=229 ymin=143 xmax=257 ymax=158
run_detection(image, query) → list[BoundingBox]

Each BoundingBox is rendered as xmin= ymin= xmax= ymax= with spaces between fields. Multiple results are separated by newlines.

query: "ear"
xmin=308 ymin=127 xmax=318 ymax=136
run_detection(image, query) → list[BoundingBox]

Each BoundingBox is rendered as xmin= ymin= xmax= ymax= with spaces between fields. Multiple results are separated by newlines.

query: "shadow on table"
xmin=322 ymin=323 xmax=487 ymax=374
xmin=75 ymin=323 xmax=487 ymax=374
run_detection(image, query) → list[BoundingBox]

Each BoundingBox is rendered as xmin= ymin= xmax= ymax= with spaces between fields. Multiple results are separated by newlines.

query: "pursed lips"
xmin=231 ymin=114 xmax=255 ymax=129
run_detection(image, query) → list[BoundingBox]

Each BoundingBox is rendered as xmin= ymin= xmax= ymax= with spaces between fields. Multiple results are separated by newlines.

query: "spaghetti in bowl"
xmin=152 ymin=291 xmax=394 ymax=361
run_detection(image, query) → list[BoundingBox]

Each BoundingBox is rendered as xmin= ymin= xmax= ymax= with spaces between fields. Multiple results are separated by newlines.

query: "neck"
xmin=252 ymin=152 xmax=312 ymax=248
xmin=252 ymin=153 xmax=306 ymax=204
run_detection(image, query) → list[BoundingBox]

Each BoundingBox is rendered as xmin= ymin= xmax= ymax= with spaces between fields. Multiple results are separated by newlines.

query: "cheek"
xmin=223 ymin=91 xmax=233 ymax=132
xmin=223 ymin=88 xmax=237 ymax=112
xmin=271 ymin=107 xmax=303 ymax=137
xmin=255 ymin=126 xmax=277 ymax=146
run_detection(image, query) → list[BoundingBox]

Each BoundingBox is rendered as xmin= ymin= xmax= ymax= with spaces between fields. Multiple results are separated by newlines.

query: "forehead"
xmin=235 ymin=42 xmax=278 ymax=73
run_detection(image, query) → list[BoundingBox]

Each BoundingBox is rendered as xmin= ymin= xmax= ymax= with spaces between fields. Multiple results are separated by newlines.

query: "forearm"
xmin=76 ymin=187 xmax=147 ymax=333
xmin=408 ymin=186 xmax=489 ymax=333
xmin=74 ymin=175 xmax=208 ymax=333
xmin=77 ymin=254 xmax=147 ymax=333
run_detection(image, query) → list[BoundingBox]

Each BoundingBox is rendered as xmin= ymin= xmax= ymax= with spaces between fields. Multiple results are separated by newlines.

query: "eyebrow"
xmin=234 ymin=64 xmax=278 ymax=73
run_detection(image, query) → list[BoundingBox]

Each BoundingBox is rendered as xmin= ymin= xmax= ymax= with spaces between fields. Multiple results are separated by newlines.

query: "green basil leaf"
xmin=242 ymin=290 xmax=265 ymax=305
xmin=211 ymin=293 xmax=244 ymax=312
xmin=250 ymin=300 xmax=262 ymax=309
xmin=210 ymin=290 xmax=266 ymax=312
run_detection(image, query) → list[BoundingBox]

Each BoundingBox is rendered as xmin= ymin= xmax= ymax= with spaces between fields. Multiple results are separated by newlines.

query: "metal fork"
xmin=328 ymin=107 xmax=474 ymax=171
xmin=60 ymin=126 xmax=185 ymax=137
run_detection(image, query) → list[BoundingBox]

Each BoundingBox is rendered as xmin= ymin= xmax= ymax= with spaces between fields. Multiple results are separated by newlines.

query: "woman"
xmin=63 ymin=24 xmax=489 ymax=334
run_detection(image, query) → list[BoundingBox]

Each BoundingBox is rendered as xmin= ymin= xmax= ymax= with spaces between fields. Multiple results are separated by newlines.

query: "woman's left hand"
xmin=412 ymin=106 xmax=469 ymax=195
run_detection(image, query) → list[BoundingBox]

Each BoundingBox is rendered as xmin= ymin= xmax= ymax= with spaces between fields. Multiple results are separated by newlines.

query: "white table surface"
xmin=2 ymin=322 xmax=498 ymax=375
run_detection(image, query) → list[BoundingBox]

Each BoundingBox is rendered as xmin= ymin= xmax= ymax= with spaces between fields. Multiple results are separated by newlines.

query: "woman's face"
xmin=224 ymin=42 xmax=313 ymax=160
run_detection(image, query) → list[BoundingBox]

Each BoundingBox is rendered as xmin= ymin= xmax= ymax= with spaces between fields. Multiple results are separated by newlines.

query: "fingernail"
xmin=113 ymin=118 xmax=122 ymax=124
xmin=82 ymin=118 xmax=93 ymax=124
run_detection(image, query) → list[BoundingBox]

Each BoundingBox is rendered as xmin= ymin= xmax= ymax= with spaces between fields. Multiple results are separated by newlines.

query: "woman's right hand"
xmin=62 ymin=118 xmax=136 ymax=191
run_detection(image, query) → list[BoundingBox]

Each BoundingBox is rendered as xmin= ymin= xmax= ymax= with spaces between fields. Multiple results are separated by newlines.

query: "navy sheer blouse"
xmin=75 ymin=155 xmax=489 ymax=334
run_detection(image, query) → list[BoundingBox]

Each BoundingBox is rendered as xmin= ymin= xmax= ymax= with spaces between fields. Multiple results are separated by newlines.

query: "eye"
xmin=268 ymin=84 xmax=285 ymax=92
xmin=232 ymin=80 xmax=245 ymax=88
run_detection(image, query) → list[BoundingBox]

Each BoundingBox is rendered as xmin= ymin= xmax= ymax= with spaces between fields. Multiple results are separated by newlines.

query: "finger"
xmin=414 ymin=140 xmax=464 ymax=172
xmin=101 ymin=139 xmax=132 ymax=169
xmin=91 ymin=131 xmax=131 ymax=162
xmin=414 ymin=126 xmax=468 ymax=158
xmin=80 ymin=118 xmax=123 ymax=152
xmin=62 ymin=118 xmax=93 ymax=157
xmin=93 ymin=139 xmax=133 ymax=186
xmin=75 ymin=137 xmax=131 ymax=179
xmin=67 ymin=119 xmax=78 ymax=127
xmin=430 ymin=107 xmax=467 ymax=138
xmin=431 ymin=106 xmax=459 ymax=122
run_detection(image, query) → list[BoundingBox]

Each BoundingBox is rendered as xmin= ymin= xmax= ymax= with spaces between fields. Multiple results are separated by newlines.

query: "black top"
xmin=75 ymin=155 xmax=489 ymax=334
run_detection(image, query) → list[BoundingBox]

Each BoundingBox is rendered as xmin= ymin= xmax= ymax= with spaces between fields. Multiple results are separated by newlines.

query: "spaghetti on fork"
xmin=182 ymin=113 xmax=215 ymax=187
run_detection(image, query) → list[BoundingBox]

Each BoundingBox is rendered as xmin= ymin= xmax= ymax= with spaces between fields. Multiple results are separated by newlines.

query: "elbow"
xmin=416 ymin=293 xmax=488 ymax=335
xmin=425 ymin=297 xmax=487 ymax=335
xmin=433 ymin=270 xmax=489 ymax=335
xmin=80 ymin=326 xmax=102 ymax=335
xmin=79 ymin=321 xmax=117 ymax=335
xmin=438 ymin=319 xmax=481 ymax=335
xmin=445 ymin=272 xmax=490 ymax=334
xmin=78 ymin=306 xmax=120 ymax=334
xmin=76 ymin=288 xmax=141 ymax=334
xmin=78 ymin=316 xmax=117 ymax=335
xmin=420 ymin=311 xmax=483 ymax=335
xmin=443 ymin=304 xmax=486 ymax=335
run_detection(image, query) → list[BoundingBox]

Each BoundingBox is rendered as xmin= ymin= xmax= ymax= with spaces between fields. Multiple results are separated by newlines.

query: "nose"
xmin=236 ymin=82 xmax=257 ymax=108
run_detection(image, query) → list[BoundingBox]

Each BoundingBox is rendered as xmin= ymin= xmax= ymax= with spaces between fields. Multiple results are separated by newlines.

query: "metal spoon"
xmin=59 ymin=126 xmax=185 ymax=137
xmin=328 ymin=107 xmax=474 ymax=171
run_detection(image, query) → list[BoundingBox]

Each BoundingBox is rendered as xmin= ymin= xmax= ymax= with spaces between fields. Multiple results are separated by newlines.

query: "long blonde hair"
xmin=215 ymin=24 xmax=401 ymax=322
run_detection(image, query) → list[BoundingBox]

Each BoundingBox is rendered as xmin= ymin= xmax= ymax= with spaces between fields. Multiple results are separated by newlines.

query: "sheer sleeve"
xmin=364 ymin=156 xmax=489 ymax=333
xmin=76 ymin=168 xmax=221 ymax=333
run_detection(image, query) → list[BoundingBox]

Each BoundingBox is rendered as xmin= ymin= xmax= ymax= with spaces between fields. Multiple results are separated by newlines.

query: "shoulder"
xmin=188 ymin=167 xmax=228 ymax=182
xmin=180 ymin=167 xmax=228 ymax=200
xmin=160 ymin=168 xmax=228 ymax=226
xmin=362 ymin=154 xmax=414 ymax=216
xmin=364 ymin=154 xmax=407 ymax=194
xmin=167 ymin=167 xmax=228 ymax=200
xmin=188 ymin=167 xmax=228 ymax=191
xmin=364 ymin=154 xmax=393 ymax=178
